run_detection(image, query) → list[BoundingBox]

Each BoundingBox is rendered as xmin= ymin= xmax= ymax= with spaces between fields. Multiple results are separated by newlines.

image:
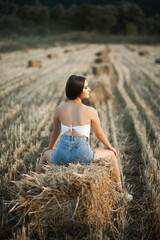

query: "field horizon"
xmin=0 ymin=31 xmax=160 ymax=53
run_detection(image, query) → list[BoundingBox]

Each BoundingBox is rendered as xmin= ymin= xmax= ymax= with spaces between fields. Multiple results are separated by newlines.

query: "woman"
xmin=37 ymin=75 xmax=123 ymax=192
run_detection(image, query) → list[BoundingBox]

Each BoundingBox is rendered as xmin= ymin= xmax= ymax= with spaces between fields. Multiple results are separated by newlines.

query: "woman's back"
xmin=57 ymin=101 xmax=91 ymax=130
xmin=51 ymin=101 xmax=94 ymax=166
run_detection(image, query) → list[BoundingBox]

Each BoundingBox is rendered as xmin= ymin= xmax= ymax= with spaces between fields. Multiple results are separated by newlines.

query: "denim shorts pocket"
xmin=75 ymin=144 xmax=93 ymax=163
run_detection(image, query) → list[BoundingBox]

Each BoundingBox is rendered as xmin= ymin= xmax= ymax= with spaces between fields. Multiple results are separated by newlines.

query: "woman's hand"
xmin=110 ymin=147 xmax=118 ymax=159
xmin=116 ymin=182 xmax=123 ymax=192
xmin=41 ymin=147 xmax=50 ymax=157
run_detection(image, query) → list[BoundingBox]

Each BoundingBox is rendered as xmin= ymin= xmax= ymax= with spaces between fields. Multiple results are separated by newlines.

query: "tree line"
xmin=0 ymin=0 xmax=160 ymax=37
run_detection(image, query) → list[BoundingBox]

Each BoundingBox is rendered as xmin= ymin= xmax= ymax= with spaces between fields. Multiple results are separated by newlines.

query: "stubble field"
xmin=0 ymin=43 xmax=160 ymax=239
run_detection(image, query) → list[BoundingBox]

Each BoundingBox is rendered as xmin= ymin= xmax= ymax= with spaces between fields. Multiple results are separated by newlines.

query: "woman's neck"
xmin=69 ymin=97 xmax=82 ymax=104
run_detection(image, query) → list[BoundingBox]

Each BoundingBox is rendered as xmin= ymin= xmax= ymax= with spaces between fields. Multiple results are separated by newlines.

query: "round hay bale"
xmin=11 ymin=160 xmax=124 ymax=239
xmin=95 ymin=57 xmax=110 ymax=63
xmin=95 ymin=48 xmax=111 ymax=57
xmin=64 ymin=49 xmax=73 ymax=53
xmin=89 ymin=81 xmax=113 ymax=104
xmin=92 ymin=64 xmax=113 ymax=77
xmin=47 ymin=54 xmax=58 ymax=59
xmin=138 ymin=51 xmax=149 ymax=56
xmin=76 ymin=45 xmax=89 ymax=51
xmin=23 ymin=50 xmax=28 ymax=54
xmin=125 ymin=45 xmax=136 ymax=52
xmin=155 ymin=58 xmax=160 ymax=64
xmin=28 ymin=60 xmax=42 ymax=68
xmin=54 ymin=41 xmax=61 ymax=47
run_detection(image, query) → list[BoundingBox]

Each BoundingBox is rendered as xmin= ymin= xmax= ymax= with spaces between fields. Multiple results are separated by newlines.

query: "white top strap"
xmin=61 ymin=123 xmax=90 ymax=138
xmin=69 ymin=125 xmax=73 ymax=131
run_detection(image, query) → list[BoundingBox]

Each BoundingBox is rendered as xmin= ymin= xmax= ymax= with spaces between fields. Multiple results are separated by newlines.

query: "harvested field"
xmin=0 ymin=43 xmax=160 ymax=240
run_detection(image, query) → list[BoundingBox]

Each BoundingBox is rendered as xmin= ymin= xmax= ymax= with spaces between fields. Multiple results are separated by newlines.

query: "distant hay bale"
xmin=23 ymin=50 xmax=28 ymax=53
xmin=95 ymin=57 xmax=110 ymax=63
xmin=54 ymin=41 xmax=60 ymax=47
xmin=64 ymin=49 xmax=73 ymax=53
xmin=11 ymin=160 xmax=123 ymax=239
xmin=155 ymin=58 xmax=160 ymax=64
xmin=96 ymin=52 xmax=103 ymax=56
xmin=92 ymin=64 xmax=113 ymax=77
xmin=76 ymin=45 xmax=89 ymax=51
xmin=76 ymin=46 xmax=85 ymax=51
xmin=138 ymin=51 xmax=149 ymax=56
xmin=89 ymin=81 xmax=113 ymax=104
xmin=95 ymin=48 xmax=111 ymax=57
xmin=28 ymin=60 xmax=42 ymax=68
xmin=125 ymin=45 xmax=136 ymax=51
xmin=47 ymin=53 xmax=58 ymax=59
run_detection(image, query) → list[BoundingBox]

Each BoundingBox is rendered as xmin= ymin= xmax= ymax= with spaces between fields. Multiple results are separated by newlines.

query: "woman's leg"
xmin=93 ymin=149 xmax=122 ymax=192
xmin=37 ymin=149 xmax=55 ymax=174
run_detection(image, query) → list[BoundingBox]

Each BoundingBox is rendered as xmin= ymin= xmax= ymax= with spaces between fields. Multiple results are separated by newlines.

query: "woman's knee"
xmin=43 ymin=149 xmax=55 ymax=164
xmin=42 ymin=151 xmax=48 ymax=161
xmin=106 ymin=150 xmax=117 ymax=163
xmin=108 ymin=150 xmax=115 ymax=158
xmin=93 ymin=149 xmax=113 ymax=161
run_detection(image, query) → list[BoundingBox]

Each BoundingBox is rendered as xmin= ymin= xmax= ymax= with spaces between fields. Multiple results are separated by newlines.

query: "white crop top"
xmin=61 ymin=123 xmax=90 ymax=138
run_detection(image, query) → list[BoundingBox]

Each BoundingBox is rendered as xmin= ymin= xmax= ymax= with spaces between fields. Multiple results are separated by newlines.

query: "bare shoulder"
xmin=54 ymin=103 xmax=66 ymax=117
xmin=86 ymin=106 xmax=97 ymax=115
xmin=55 ymin=102 xmax=66 ymax=111
xmin=84 ymin=105 xmax=98 ymax=119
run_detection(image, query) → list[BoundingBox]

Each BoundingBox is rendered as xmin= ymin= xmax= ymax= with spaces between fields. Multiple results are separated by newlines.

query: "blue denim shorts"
xmin=51 ymin=134 xmax=95 ymax=166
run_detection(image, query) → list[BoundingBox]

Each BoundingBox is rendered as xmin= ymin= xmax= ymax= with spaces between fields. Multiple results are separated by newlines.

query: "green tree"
xmin=126 ymin=22 xmax=138 ymax=34
xmin=17 ymin=4 xmax=49 ymax=24
xmin=97 ymin=4 xmax=118 ymax=18
xmin=0 ymin=15 xmax=21 ymax=29
xmin=72 ymin=3 xmax=98 ymax=31
xmin=116 ymin=1 xmax=145 ymax=34
xmin=65 ymin=4 xmax=77 ymax=21
xmin=143 ymin=17 xmax=160 ymax=35
xmin=95 ymin=5 xmax=118 ymax=33
xmin=95 ymin=14 xmax=117 ymax=33
xmin=0 ymin=15 xmax=22 ymax=34
xmin=50 ymin=4 xmax=65 ymax=20
xmin=0 ymin=0 xmax=18 ymax=16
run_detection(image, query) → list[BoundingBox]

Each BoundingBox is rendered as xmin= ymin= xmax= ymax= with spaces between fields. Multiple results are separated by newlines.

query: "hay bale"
xmin=54 ymin=41 xmax=60 ymax=47
xmin=47 ymin=53 xmax=58 ymax=59
xmin=155 ymin=58 xmax=160 ymax=64
xmin=125 ymin=45 xmax=136 ymax=52
xmin=95 ymin=57 xmax=110 ymax=63
xmin=64 ymin=49 xmax=73 ymax=53
xmin=92 ymin=64 xmax=113 ymax=77
xmin=89 ymin=81 xmax=113 ymax=104
xmin=95 ymin=48 xmax=111 ymax=57
xmin=11 ymin=161 xmax=124 ymax=239
xmin=76 ymin=45 xmax=89 ymax=51
xmin=28 ymin=60 xmax=42 ymax=68
xmin=138 ymin=51 xmax=149 ymax=56
xmin=23 ymin=50 xmax=28 ymax=53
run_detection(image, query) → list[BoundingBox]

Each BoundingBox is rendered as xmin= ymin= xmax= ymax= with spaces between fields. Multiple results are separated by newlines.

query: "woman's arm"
xmin=42 ymin=109 xmax=61 ymax=156
xmin=48 ymin=112 xmax=61 ymax=149
xmin=90 ymin=107 xmax=117 ymax=155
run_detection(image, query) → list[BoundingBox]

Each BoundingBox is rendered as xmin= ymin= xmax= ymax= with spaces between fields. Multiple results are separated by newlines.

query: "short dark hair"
xmin=65 ymin=75 xmax=86 ymax=100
